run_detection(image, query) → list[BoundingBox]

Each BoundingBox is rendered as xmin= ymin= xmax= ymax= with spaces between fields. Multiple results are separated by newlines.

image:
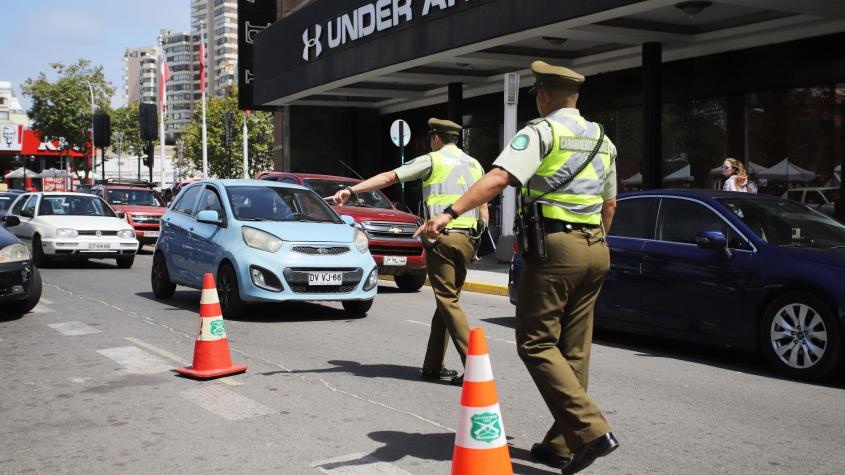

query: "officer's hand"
xmin=329 ymin=189 xmax=351 ymax=206
xmin=414 ymin=213 xmax=452 ymax=239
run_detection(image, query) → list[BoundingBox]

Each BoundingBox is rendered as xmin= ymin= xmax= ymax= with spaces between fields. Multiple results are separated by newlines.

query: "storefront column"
xmin=642 ymin=42 xmax=662 ymax=190
xmin=448 ymin=83 xmax=463 ymax=125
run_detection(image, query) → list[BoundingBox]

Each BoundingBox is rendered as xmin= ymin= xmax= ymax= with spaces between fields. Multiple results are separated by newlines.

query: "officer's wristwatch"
xmin=443 ymin=205 xmax=460 ymax=220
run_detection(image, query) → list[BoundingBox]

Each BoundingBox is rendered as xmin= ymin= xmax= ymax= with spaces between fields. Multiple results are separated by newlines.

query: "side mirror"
xmin=20 ymin=209 xmax=33 ymax=219
xmin=340 ymin=215 xmax=356 ymax=226
xmin=3 ymin=215 xmax=20 ymax=227
xmin=115 ymin=211 xmax=126 ymax=220
xmin=196 ymin=209 xmax=224 ymax=226
xmin=696 ymin=230 xmax=731 ymax=258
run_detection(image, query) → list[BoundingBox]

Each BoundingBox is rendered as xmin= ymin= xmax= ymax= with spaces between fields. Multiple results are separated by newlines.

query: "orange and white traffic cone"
xmin=176 ymin=273 xmax=247 ymax=379
xmin=452 ymin=327 xmax=513 ymax=475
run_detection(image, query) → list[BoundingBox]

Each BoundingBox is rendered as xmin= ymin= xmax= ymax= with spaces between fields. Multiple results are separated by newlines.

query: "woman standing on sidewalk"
xmin=721 ymin=158 xmax=749 ymax=192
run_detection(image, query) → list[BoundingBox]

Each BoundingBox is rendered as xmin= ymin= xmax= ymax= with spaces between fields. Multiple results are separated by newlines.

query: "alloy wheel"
xmin=769 ymin=303 xmax=828 ymax=370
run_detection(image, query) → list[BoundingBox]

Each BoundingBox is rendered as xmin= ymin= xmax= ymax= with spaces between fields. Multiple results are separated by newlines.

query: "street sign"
xmin=390 ymin=119 xmax=411 ymax=147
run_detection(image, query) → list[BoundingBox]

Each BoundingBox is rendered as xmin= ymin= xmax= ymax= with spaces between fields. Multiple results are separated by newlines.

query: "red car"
xmin=91 ymin=180 xmax=167 ymax=250
xmin=256 ymin=172 xmax=428 ymax=291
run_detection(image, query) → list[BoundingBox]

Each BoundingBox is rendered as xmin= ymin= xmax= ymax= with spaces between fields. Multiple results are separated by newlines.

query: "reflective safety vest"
xmin=522 ymin=111 xmax=613 ymax=225
xmin=422 ymin=145 xmax=484 ymax=230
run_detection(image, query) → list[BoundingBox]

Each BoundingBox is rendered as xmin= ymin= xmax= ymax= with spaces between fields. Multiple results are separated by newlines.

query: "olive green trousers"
xmin=515 ymin=227 xmax=611 ymax=456
xmin=422 ymin=233 xmax=475 ymax=372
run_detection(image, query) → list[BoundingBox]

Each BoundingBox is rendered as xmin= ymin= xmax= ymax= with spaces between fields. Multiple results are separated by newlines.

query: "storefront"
xmin=241 ymin=0 xmax=845 ymax=220
xmin=0 ymin=128 xmax=86 ymax=191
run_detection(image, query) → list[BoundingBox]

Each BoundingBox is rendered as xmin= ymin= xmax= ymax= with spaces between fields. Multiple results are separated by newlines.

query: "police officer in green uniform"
xmin=331 ymin=118 xmax=488 ymax=385
xmin=416 ymin=62 xmax=619 ymax=474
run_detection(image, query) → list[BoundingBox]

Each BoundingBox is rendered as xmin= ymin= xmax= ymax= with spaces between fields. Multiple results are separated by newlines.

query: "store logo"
xmin=245 ymin=21 xmax=271 ymax=45
xmin=302 ymin=25 xmax=323 ymax=61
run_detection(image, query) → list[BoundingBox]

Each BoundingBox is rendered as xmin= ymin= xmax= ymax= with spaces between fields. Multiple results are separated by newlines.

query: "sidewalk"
xmin=380 ymin=257 xmax=512 ymax=297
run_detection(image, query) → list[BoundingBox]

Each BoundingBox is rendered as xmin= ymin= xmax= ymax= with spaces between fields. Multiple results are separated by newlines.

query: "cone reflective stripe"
xmin=452 ymin=328 xmax=513 ymax=475
xmin=176 ymin=273 xmax=247 ymax=379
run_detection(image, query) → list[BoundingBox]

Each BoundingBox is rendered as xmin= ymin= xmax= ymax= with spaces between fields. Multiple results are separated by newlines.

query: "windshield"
xmin=38 ymin=195 xmax=116 ymax=217
xmin=304 ymin=179 xmax=393 ymax=209
xmin=0 ymin=195 xmax=15 ymax=211
xmin=821 ymin=188 xmax=840 ymax=203
xmin=226 ymin=186 xmax=341 ymax=223
xmin=107 ymin=189 xmax=163 ymax=207
xmin=719 ymin=197 xmax=845 ymax=249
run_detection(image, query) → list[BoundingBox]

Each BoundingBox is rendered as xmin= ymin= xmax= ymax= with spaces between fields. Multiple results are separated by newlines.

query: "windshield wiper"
xmin=239 ymin=217 xmax=269 ymax=222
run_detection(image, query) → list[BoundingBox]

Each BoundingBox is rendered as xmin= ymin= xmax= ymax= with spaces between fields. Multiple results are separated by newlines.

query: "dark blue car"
xmin=509 ymin=190 xmax=845 ymax=381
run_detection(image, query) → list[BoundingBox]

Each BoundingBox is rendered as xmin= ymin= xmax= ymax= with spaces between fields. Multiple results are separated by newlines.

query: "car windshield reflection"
xmin=304 ymin=179 xmax=393 ymax=209
xmin=107 ymin=189 xmax=163 ymax=207
xmin=719 ymin=197 xmax=845 ymax=249
xmin=226 ymin=186 xmax=341 ymax=223
xmin=38 ymin=195 xmax=116 ymax=217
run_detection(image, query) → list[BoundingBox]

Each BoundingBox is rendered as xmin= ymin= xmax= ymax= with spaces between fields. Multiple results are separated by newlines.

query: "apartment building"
xmin=191 ymin=0 xmax=238 ymax=97
xmin=123 ymin=46 xmax=157 ymax=106
xmin=0 ymin=81 xmax=29 ymax=128
xmin=160 ymin=29 xmax=197 ymax=141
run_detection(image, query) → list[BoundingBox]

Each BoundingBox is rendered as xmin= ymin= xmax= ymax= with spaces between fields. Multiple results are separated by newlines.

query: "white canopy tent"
xmin=38 ymin=168 xmax=71 ymax=178
xmin=4 ymin=167 xmax=40 ymax=179
xmin=663 ymin=164 xmax=694 ymax=183
xmin=756 ymin=159 xmax=815 ymax=181
xmin=835 ymin=164 xmax=841 ymax=185
xmin=622 ymin=172 xmax=642 ymax=186
xmin=709 ymin=161 xmax=767 ymax=175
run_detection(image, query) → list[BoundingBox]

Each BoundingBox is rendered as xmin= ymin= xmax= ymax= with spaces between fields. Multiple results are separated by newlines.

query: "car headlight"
xmin=55 ymin=228 xmax=78 ymax=238
xmin=353 ymin=228 xmax=369 ymax=253
xmin=0 ymin=243 xmax=30 ymax=263
xmin=242 ymin=226 xmax=283 ymax=253
xmin=118 ymin=229 xmax=136 ymax=239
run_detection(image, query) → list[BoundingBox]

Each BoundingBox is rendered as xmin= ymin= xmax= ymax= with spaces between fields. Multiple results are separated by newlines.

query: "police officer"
xmin=416 ymin=62 xmax=619 ymax=475
xmin=331 ymin=118 xmax=488 ymax=385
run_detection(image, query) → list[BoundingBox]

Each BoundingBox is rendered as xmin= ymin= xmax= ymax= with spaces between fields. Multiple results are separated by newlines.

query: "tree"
xmin=182 ymin=86 xmax=274 ymax=178
xmin=21 ymin=60 xmax=114 ymax=181
xmin=111 ymin=103 xmax=146 ymax=165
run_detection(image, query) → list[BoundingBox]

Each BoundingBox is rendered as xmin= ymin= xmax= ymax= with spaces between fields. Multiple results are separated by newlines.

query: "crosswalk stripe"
xmin=48 ymin=321 xmax=101 ymax=336
xmin=181 ymin=385 xmax=274 ymax=421
xmin=124 ymin=336 xmax=243 ymax=386
xmin=32 ymin=305 xmax=54 ymax=314
xmin=97 ymin=346 xmax=172 ymax=374
xmin=312 ymin=453 xmax=414 ymax=474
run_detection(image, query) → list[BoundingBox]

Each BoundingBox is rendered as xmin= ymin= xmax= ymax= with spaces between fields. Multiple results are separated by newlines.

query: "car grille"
xmin=131 ymin=215 xmax=160 ymax=224
xmin=77 ymin=230 xmax=118 ymax=236
xmin=283 ymin=267 xmax=362 ymax=294
xmin=362 ymin=221 xmax=419 ymax=240
xmin=368 ymin=245 xmax=423 ymax=256
xmin=291 ymin=246 xmax=349 ymax=255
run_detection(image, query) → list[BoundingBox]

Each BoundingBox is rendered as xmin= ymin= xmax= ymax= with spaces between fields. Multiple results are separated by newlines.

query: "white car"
xmin=783 ymin=187 xmax=840 ymax=217
xmin=6 ymin=192 xmax=139 ymax=268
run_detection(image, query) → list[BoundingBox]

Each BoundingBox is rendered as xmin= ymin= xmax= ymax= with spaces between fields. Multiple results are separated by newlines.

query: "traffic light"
xmin=93 ymin=113 xmax=111 ymax=147
xmin=142 ymin=143 xmax=154 ymax=168
xmin=139 ymin=103 xmax=157 ymax=142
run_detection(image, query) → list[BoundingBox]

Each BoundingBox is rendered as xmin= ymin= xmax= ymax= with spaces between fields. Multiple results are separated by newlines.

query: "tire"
xmin=217 ymin=263 xmax=246 ymax=319
xmin=150 ymin=252 xmax=176 ymax=299
xmin=760 ymin=292 xmax=842 ymax=381
xmin=31 ymin=235 xmax=49 ymax=267
xmin=116 ymin=255 xmax=135 ymax=269
xmin=342 ymin=299 xmax=373 ymax=317
xmin=394 ymin=273 xmax=426 ymax=291
xmin=4 ymin=266 xmax=42 ymax=315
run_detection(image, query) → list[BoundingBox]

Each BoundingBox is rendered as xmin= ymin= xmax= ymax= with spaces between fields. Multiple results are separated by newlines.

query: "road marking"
xmin=312 ymin=453 xmax=414 ymax=474
xmin=125 ymin=336 xmax=243 ymax=386
xmin=405 ymin=320 xmax=515 ymax=345
xmin=32 ymin=305 xmax=54 ymax=314
xmin=405 ymin=319 xmax=430 ymax=327
xmin=47 ymin=321 xmax=101 ymax=336
xmin=181 ymin=385 xmax=274 ymax=421
xmin=39 ymin=298 xmax=54 ymax=305
xmin=97 ymin=346 xmax=172 ymax=375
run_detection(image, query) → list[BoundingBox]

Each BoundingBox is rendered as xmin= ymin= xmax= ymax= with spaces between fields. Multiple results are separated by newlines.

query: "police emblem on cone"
xmin=452 ymin=327 xmax=513 ymax=475
xmin=176 ymin=273 xmax=247 ymax=379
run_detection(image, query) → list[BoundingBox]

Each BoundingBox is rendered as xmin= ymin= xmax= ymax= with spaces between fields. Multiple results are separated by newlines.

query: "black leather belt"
xmin=544 ymin=219 xmax=600 ymax=234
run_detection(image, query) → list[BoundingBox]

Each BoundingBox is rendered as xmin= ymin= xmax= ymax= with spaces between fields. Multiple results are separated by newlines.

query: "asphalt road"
xmin=1 ymin=250 xmax=844 ymax=474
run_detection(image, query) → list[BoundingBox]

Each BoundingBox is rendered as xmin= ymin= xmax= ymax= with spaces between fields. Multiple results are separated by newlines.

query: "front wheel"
xmin=394 ymin=273 xmax=426 ymax=291
xmin=760 ymin=292 xmax=841 ymax=381
xmin=31 ymin=235 xmax=49 ymax=267
xmin=342 ymin=299 xmax=373 ymax=317
xmin=151 ymin=252 xmax=176 ymax=298
xmin=4 ymin=266 xmax=42 ymax=315
xmin=217 ymin=263 xmax=246 ymax=319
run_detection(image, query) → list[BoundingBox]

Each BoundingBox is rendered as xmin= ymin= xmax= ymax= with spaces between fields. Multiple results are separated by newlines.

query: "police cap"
xmin=427 ymin=118 xmax=462 ymax=136
xmin=530 ymin=60 xmax=584 ymax=93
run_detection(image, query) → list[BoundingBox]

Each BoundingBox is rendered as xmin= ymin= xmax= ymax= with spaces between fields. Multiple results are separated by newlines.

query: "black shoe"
xmin=530 ymin=443 xmax=570 ymax=469
xmin=561 ymin=433 xmax=619 ymax=475
xmin=449 ymin=375 xmax=464 ymax=386
xmin=421 ymin=368 xmax=459 ymax=381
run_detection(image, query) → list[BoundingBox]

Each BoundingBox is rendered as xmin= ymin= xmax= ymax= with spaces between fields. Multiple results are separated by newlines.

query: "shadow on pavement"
xmin=0 ymin=311 xmax=26 ymax=322
xmin=481 ymin=316 xmax=845 ymax=388
xmin=263 ymin=359 xmax=433 ymax=383
xmin=311 ymin=431 xmax=554 ymax=474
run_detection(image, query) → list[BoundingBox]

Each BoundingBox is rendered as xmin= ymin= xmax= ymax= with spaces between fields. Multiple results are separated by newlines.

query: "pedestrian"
xmin=415 ymin=61 xmax=619 ymax=475
xmin=330 ymin=118 xmax=488 ymax=385
xmin=721 ymin=158 xmax=749 ymax=192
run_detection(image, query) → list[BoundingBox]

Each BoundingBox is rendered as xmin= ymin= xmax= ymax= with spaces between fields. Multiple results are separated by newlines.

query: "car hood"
xmin=114 ymin=204 xmax=166 ymax=215
xmin=332 ymin=205 xmax=419 ymax=223
xmin=0 ymin=225 xmax=19 ymax=247
xmin=240 ymin=221 xmax=356 ymax=243
xmin=782 ymin=247 xmax=845 ymax=269
xmin=39 ymin=215 xmax=133 ymax=231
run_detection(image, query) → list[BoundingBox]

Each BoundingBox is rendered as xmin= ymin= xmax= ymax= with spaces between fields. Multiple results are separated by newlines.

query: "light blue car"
xmin=150 ymin=180 xmax=378 ymax=317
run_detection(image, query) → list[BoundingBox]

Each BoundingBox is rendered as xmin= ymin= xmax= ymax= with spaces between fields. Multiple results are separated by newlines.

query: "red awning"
xmin=0 ymin=129 xmax=87 ymax=158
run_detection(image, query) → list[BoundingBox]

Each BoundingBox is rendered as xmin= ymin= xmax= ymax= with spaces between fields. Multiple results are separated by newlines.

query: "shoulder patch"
xmin=511 ymin=134 xmax=530 ymax=151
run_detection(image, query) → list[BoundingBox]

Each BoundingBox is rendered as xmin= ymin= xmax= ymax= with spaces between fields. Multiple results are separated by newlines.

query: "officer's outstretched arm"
xmin=330 ymin=171 xmax=399 ymax=205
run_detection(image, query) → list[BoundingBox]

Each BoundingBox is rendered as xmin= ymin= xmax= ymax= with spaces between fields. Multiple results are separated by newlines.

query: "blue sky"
xmin=0 ymin=0 xmax=190 ymax=111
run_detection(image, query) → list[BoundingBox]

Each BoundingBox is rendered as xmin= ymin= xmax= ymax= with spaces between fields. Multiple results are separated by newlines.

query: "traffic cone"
xmin=176 ymin=273 xmax=247 ymax=379
xmin=452 ymin=327 xmax=513 ymax=475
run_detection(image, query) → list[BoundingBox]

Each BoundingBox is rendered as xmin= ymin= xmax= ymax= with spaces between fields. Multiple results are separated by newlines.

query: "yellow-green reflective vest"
xmin=422 ymin=145 xmax=484 ymax=230
xmin=522 ymin=111 xmax=613 ymax=225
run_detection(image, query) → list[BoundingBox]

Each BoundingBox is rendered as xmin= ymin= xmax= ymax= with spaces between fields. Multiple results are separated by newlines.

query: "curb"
xmin=379 ymin=275 xmax=509 ymax=297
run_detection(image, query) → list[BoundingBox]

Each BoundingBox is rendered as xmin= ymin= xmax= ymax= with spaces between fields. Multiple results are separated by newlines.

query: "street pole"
xmin=242 ymin=111 xmax=249 ymax=179
xmin=176 ymin=140 xmax=184 ymax=184
xmin=84 ymin=80 xmax=95 ymax=182
xmin=115 ymin=131 xmax=124 ymax=181
xmin=399 ymin=120 xmax=405 ymax=209
xmin=225 ymin=112 xmax=233 ymax=176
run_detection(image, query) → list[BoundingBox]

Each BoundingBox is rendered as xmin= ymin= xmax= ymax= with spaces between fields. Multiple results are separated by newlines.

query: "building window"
xmin=0 ymin=111 xmax=9 ymax=120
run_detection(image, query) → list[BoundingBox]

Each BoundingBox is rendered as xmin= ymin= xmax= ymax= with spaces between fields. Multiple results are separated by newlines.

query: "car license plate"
xmin=143 ymin=231 xmax=160 ymax=238
xmin=383 ymin=256 xmax=407 ymax=266
xmin=88 ymin=243 xmax=111 ymax=250
xmin=308 ymin=272 xmax=344 ymax=286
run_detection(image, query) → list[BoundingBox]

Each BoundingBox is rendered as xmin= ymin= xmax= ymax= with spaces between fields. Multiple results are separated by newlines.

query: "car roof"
xmin=33 ymin=192 xmax=98 ymax=197
xmin=260 ymin=172 xmax=361 ymax=183
xmin=620 ymin=188 xmax=785 ymax=202
xmin=785 ymin=187 xmax=837 ymax=191
xmin=201 ymin=179 xmax=311 ymax=191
